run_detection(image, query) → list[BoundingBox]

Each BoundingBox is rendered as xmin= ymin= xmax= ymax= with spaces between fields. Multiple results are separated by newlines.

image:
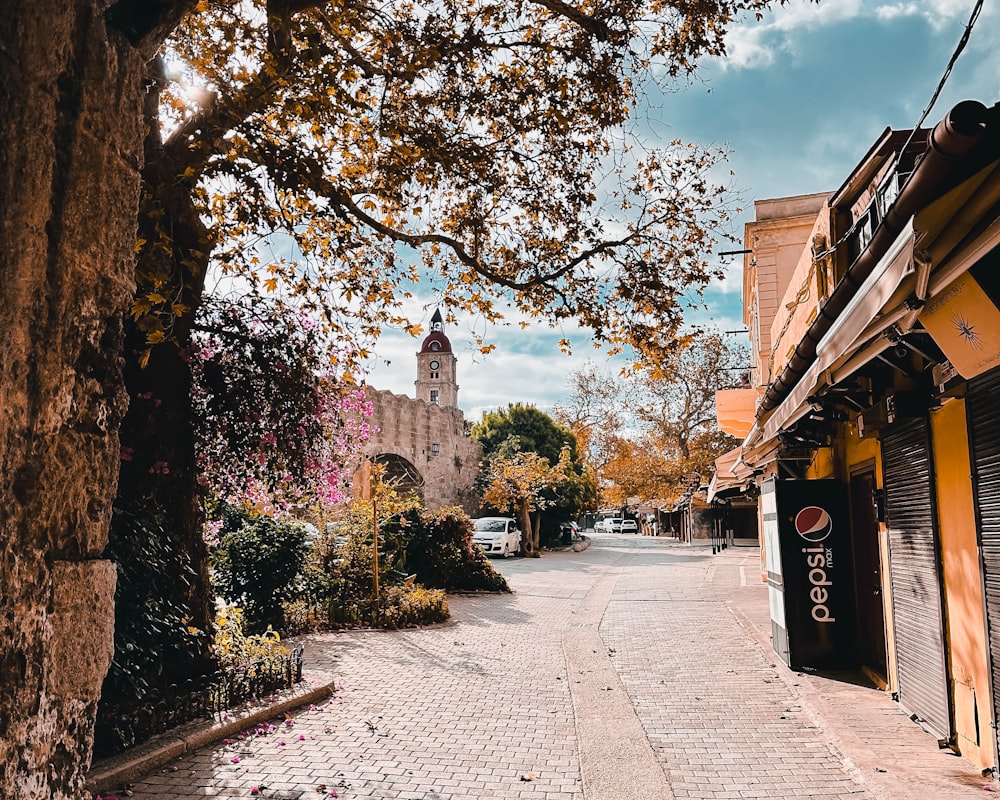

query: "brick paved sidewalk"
xmin=96 ymin=536 xmax=993 ymax=800
xmin=707 ymin=545 xmax=992 ymax=800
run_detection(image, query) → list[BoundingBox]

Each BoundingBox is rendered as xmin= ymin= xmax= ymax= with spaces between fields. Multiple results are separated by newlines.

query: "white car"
xmin=620 ymin=519 xmax=638 ymax=534
xmin=472 ymin=517 xmax=521 ymax=557
xmin=593 ymin=519 xmax=611 ymax=533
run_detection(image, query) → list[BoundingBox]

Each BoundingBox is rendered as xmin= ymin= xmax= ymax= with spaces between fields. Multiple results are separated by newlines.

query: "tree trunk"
xmin=0 ymin=2 xmax=188 ymax=796
xmin=519 ymin=503 xmax=534 ymax=554
xmin=98 ymin=65 xmax=216 ymax=720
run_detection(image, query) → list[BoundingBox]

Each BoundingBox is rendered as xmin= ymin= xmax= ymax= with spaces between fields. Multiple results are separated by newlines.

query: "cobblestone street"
xmin=119 ymin=535 xmax=988 ymax=799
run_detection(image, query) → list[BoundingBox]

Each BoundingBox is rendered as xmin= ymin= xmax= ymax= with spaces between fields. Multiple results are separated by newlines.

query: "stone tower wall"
xmin=364 ymin=388 xmax=482 ymax=512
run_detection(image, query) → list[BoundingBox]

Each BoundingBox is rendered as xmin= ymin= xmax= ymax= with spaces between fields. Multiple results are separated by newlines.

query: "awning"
xmin=761 ymin=220 xmax=916 ymax=443
xmin=715 ymin=388 xmax=757 ymax=438
xmin=758 ymin=162 xmax=1000 ymax=445
xmin=707 ymin=446 xmax=749 ymax=502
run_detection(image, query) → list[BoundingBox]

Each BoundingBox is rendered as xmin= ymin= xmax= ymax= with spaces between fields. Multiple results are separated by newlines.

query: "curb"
xmin=86 ymin=671 xmax=337 ymax=795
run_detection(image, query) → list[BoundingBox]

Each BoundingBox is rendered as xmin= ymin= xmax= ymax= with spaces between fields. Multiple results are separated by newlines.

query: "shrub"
xmin=281 ymin=501 xmax=507 ymax=631
xmin=210 ymin=507 xmax=310 ymax=633
xmin=379 ymin=585 xmax=449 ymax=628
xmin=213 ymin=604 xmax=290 ymax=675
xmin=387 ymin=506 xmax=510 ymax=593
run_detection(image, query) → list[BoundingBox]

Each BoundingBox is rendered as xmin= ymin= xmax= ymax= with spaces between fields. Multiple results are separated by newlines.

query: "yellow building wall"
xmin=804 ymin=446 xmax=836 ymax=480
xmin=767 ymin=211 xmax=833 ymax=381
xmin=930 ymin=398 xmax=994 ymax=767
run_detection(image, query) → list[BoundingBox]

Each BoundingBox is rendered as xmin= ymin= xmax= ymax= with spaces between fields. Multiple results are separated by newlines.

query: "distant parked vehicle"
xmin=593 ymin=519 xmax=612 ymax=533
xmin=472 ymin=517 xmax=521 ymax=557
xmin=620 ymin=519 xmax=638 ymax=533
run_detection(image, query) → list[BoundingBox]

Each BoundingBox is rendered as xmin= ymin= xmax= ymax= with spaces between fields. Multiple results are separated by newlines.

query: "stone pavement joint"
xmin=563 ymin=567 xmax=673 ymax=799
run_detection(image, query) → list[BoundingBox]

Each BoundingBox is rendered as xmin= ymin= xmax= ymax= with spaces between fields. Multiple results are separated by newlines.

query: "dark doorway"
xmin=850 ymin=470 xmax=888 ymax=686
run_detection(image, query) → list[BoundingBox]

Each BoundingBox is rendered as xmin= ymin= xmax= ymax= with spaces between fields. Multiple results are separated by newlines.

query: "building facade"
xmin=719 ymin=99 xmax=1000 ymax=771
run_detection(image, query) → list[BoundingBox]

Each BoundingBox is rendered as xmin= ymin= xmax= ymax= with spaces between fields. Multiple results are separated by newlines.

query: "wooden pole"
xmin=371 ymin=466 xmax=380 ymax=622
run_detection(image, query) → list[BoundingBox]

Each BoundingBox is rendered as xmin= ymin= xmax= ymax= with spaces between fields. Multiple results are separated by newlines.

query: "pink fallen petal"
xmin=298 ymin=734 xmax=305 ymax=740
xmin=278 ymin=740 xmax=286 ymax=746
xmin=250 ymin=788 xmax=260 ymax=796
xmin=231 ymin=756 xmax=241 ymax=763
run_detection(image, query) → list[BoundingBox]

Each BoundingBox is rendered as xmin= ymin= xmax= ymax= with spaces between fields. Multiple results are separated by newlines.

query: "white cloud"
xmin=721 ymin=0 xmax=865 ymax=70
xmin=876 ymin=0 xmax=988 ymax=31
xmin=718 ymin=0 xmax=985 ymax=72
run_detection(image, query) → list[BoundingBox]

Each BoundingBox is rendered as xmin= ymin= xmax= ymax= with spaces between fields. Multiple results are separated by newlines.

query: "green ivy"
xmin=96 ymin=500 xmax=214 ymax=757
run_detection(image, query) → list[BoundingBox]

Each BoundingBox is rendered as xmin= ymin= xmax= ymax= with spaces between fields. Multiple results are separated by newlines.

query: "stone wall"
xmin=364 ymin=388 xmax=482 ymax=512
xmin=0 ymin=3 xmax=151 ymax=797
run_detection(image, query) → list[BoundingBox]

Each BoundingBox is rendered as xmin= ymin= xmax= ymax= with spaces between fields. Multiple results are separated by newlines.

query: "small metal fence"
xmin=94 ymin=643 xmax=304 ymax=759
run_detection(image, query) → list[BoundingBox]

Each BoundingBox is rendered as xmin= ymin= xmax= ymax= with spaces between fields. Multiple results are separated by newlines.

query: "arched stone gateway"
xmin=372 ymin=452 xmax=426 ymax=500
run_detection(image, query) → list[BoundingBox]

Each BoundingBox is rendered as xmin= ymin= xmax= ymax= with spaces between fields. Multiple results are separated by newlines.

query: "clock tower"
xmin=415 ymin=308 xmax=459 ymax=408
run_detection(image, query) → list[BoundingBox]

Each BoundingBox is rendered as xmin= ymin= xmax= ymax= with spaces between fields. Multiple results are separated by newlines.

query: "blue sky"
xmin=367 ymin=0 xmax=998 ymax=422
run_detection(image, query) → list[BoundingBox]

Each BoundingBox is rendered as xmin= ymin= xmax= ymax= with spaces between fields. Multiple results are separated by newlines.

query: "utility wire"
xmin=896 ymin=0 xmax=984 ymax=160
xmin=811 ymin=0 xmax=984 ymax=263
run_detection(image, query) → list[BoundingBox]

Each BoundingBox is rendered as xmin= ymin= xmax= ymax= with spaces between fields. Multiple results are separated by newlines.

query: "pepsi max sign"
xmin=795 ymin=506 xmax=836 ymax=623
xmin=770 ymin=479 xmax=856 ymax=669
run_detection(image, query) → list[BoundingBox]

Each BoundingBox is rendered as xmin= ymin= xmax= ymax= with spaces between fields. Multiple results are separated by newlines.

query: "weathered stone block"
xmin=47 ymin=560 xmax=117 ymax=703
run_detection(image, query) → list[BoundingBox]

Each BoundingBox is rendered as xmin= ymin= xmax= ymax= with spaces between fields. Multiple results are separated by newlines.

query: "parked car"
xmin=593 ymin=519 xmax=612 ymax=533
xmin=603 ymin=518 xmax=625 ymax=533
xmin=471 ymin=517 xmax=521 ymax=557
xmin=620 ymin=519 xmax=638 ymax=533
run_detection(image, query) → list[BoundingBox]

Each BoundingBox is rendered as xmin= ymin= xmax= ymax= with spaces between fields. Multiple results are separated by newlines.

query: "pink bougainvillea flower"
xmin=298 ymin=734 xmax=305 ymax=740
xmin=278 ymin=740 xmax=286 ymax=746
xmin=231 ymin=756 xmax=241 ymax=763
xmin=250 ymin=787 xmax=260 ymax=796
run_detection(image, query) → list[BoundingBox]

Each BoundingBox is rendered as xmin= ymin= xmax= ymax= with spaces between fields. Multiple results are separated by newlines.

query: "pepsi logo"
xmin=795 ymin=506 xmax=832 ymax=542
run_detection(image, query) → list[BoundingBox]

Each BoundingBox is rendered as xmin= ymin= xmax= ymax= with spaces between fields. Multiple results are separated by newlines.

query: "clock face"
xmin=429 ymin=360 xmax=440 ymax=370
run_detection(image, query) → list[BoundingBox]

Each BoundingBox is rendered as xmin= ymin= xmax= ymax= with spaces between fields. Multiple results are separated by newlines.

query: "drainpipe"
xmin=757 ymin=100 xmax=993 ymax=418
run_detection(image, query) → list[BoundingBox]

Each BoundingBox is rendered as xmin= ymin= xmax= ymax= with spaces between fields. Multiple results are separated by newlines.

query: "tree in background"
xmin=480 ymin=449 xmax=568 ymax=554
xmin=472 ymin=404 xmax=596 ymax=547
xmin=565 ymin=331 xmax=747 ymax=506
xmin=636 ymin=331 xmax=746 ymax=466
xmin=554 ymin=362 xmax=629 ymax=496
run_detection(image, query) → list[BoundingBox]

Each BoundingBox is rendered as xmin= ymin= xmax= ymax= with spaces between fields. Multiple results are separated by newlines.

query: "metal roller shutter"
xmin=883 ymin=417 xmax=951 ymax=738
xmin=967 ymin=368 xmax=1000 ymax=763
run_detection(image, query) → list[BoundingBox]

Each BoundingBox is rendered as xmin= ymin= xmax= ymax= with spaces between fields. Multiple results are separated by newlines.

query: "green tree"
xmin=472 ymin=404 xmax=596 ymax=545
